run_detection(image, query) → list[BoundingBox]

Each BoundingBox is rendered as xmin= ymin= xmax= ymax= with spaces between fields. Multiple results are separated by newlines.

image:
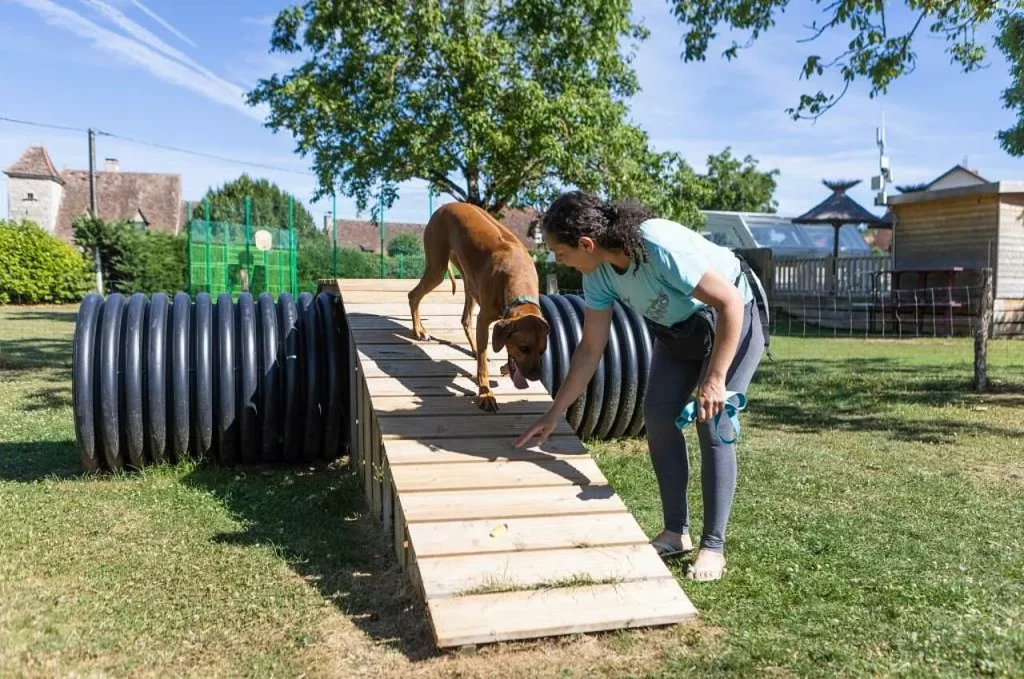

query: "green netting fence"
xmin=187 ymin=218 xmax=297 ymax=298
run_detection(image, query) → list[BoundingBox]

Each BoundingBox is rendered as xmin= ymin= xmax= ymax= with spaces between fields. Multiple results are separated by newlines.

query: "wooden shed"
xmin=888 ymin=165 xmax=1024 ymax=336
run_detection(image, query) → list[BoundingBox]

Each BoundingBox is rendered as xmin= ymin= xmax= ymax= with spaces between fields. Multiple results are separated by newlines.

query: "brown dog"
xmin=408 ymin=202 xmax=549 ymax=412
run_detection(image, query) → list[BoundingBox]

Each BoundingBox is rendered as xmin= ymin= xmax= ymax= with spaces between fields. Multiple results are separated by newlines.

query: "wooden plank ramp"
xmin=318 ymin=278 xmax=697 ymax=649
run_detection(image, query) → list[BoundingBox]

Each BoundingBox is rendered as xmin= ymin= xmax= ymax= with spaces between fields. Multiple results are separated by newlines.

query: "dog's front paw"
xmin=477 ymin=393 xmax=499 ymax=413
xmin=412 ymin=326 xmax=430 ymax=341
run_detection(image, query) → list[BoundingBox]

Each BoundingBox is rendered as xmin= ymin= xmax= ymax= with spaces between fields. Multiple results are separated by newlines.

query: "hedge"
xmin=0 ymin=220 xmax=91 ymax=304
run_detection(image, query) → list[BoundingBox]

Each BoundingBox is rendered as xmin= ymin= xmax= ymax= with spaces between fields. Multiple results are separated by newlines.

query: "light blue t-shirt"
xmin=582 ymin=218 xmax=753 ymax=326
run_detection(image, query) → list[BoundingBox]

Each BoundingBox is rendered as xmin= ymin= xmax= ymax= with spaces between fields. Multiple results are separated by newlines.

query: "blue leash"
xmin=675 ymin=391 xmax=748 ymax=444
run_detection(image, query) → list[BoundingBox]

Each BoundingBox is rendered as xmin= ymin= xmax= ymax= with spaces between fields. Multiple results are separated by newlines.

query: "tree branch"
xmin=428 ymin=170 xmax=469 ymax=201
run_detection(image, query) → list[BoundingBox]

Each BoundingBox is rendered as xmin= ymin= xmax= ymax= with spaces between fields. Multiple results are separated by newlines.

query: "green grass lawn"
xmin=1 ymin=305 xmax=1023 ymax=677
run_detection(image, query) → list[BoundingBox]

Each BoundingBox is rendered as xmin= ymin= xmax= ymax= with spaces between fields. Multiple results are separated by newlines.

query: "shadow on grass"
xmin=0 ymin=339 xmax=73 ymax=372
xmin=181 ymin=461 xmax=440 ymax=661
xmin=0 ymin=440 xmax=81 ymax=482
xmin=6 ymin=310 xmax=79 ymax=324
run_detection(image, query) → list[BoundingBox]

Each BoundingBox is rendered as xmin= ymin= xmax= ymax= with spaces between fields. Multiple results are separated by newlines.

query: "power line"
xmin=0 ymin=115 xmax=88 ymax=133
xmin=95 ymin=131 xmax=315 ymax=177
xmin=0 ymin=114 xmax=315 ymax=177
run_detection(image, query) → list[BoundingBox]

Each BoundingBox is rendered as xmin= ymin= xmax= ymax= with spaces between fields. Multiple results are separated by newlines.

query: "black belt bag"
xmin=646 ymin=305 xmax=717 ymax=361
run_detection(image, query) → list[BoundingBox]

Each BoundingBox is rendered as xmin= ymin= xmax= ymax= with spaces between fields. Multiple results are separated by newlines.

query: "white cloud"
xmin=126 ymin=0 xmax=196 ymax=48
xmin=242 ymin=15 xmax=276 ymax=27
xmin=11 ymin=0 xmax=267 ymax=121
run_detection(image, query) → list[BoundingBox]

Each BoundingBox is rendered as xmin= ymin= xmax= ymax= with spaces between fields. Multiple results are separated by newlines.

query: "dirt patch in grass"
xmin=301 ymin=613 xmax=716 ymax=678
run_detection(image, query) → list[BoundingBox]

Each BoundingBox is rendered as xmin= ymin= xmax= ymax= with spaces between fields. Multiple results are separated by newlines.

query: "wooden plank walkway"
xmin=319 ymin=278 xmax=697 ymax=649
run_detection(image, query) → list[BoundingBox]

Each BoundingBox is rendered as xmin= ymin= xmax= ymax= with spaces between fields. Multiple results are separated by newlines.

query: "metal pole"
xmin=186 ymin=200 xmax=192 ymax=294
xmin=88 ymin=128 xmax=103 ymax=294
xmin=332 ymin=193 xmax=337 ymax=277
xmin=245 ymin=195 xmax=252 ymax=282
xmin=288 ymin=195 xmax=297 ymax=295
xmin=204 ymin=198 xmax=212 ymax=295
xmin=379 ymin=197 xmax=386 ymax=279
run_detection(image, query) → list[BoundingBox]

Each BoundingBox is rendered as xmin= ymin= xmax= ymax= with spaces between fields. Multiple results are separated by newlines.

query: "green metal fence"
xmin=187 ymin=218 xmax=298 ymax=298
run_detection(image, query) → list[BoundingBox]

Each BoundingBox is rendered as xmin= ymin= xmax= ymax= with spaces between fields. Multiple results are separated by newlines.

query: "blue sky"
xmin=2 ymin=0 xmax=1022 ymax=226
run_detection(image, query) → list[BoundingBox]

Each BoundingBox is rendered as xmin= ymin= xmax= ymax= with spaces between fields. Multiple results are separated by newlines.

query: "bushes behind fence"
xmin=0 ymin=220 xmax=92 ymax=304
xmin=73 ymin=216 xmax=188 ymax=295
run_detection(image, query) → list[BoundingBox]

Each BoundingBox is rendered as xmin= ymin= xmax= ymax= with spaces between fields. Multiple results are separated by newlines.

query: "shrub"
xmin=387 ymin=232 xmax=423 ymax=257
xmin=0 ymin=220 xmax=91 ymax=304
xmin=73 ymin=216 xmax=187 ymax=295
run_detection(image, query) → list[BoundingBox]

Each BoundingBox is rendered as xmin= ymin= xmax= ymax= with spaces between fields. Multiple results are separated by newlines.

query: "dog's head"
xmin=492 ymin=312 xmax=549 ymax=387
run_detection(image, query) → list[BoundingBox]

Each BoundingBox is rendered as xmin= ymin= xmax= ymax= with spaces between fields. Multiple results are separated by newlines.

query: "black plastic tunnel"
xmin=72 ymin=290 xmax=347 ymax=470
xmin=537 ymin=294 xmax=655 ymax=442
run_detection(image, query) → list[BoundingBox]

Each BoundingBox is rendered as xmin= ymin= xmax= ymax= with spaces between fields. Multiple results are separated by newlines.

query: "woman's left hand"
xmin=697 ymin=374 xmax=727 ymax=422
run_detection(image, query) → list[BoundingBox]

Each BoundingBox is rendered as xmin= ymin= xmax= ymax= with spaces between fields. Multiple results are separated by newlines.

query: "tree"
xmin=72 ymin=216 xmax=187 ymax=295
xmin=190 ymin=174 xmax=317 ymax=236
xmin=668 ymin=0 xmax=1024 ymax=155
xmin=700 ymin=147 xmax=779 ymax=213
xmin=246 ymin=1 xmax=688 ymax=218
xmin=387 ymin=232 xmax=424 ymax=258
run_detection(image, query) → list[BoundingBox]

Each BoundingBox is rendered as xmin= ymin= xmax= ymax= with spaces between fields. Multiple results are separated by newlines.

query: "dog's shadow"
xmin=345 ymin=311 xmax=600 ymax=490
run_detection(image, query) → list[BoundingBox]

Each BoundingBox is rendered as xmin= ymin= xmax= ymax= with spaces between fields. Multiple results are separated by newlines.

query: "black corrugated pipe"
xmin=538 ymin=294 xmax=653 ymax=441
xmin=72 ymin=291 xmax=346 ymax=471
xmin=70 ymin=290 xmax=654 ymax=470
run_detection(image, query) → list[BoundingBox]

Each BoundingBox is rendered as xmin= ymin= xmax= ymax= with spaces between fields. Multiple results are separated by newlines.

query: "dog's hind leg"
xmin=461 ymin=288 xmax=477 ymax=357
xmin=408 ymin=223 xmax=450 ymax=341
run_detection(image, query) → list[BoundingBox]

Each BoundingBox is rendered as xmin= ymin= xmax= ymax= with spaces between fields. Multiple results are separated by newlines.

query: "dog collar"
xmin=502 ymin=295 xmax=540 ymax=319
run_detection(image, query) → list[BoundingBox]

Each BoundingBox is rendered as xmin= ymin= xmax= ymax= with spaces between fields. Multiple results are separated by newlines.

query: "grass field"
xmin=1 ymin=305 xmax=1023 ymax=677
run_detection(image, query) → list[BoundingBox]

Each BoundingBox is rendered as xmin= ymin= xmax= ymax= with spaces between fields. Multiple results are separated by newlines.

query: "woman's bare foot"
xmin=650 ymin=530 xmax=694 ymax=558
xmin=685 ymin=549 xmax=727 ymax=581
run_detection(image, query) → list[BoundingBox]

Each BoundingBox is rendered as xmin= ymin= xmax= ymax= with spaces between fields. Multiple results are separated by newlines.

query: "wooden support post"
xmin=545 ymin=273 xmax=558 ymax=295
xmin=974 ymin=267 xmax=993 ymax=392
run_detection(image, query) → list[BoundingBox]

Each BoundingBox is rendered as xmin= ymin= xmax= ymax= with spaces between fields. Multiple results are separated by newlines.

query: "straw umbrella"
xmin=792 ymin=179 xmax=885 ymax=294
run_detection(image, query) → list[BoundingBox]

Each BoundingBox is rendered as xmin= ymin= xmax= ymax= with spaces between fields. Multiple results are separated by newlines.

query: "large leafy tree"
xmin=700 ymin=147 xmax=779 ymax=213
xmin=669 ymin=0 xmax=1024 ymax=155
xmin=190 ymin=174 xmax=317 ymax=235
xmin=247 ymin=0 xmax=682 ymax=217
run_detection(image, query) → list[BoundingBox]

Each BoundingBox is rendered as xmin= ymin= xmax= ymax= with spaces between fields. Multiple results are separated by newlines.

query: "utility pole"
xmin=88 ymin=128 xmax=103 ymax=295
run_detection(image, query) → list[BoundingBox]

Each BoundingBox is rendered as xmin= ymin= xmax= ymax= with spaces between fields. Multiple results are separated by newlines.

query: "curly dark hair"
xmin=540 ymin=191 xmax=655 ymax=272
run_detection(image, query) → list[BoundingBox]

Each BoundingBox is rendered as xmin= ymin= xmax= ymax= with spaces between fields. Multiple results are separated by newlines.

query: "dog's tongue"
xmin=509 ymin=359 xmax=528 ymax=389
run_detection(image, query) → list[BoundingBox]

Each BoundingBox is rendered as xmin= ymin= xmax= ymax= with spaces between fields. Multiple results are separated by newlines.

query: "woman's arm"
xmin=514 ymin=306 xmax=613 ymax=447
xmin=691 ymin=267 xmax=746 ymax=422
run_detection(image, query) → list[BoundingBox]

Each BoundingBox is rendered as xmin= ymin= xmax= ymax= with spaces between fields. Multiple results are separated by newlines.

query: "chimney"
xmin=104 ymin=158 xmax=119 ymax=172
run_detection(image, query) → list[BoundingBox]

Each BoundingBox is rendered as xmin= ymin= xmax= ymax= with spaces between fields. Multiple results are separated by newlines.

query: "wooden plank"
xmin=426 ymin=578 xmax=697 ymax=648
xmin=372 ymin=413 xmax=382 ymax=520
xmin=336 ymin=278 xmax=464 ymax=292
xmin=383 ymin=436 xmax=588 ymax=465
xmin=379 ymin=412 xmax=575 ymax=440
xmin=390 ymin=458 xmax=606 ymax=492
xmin=363 ymin=376 xmax=549 ymax=397
xmin=399 ymin=485 xmax=625 ymax=523
xmin=417 ymin=544 xmax=668 ymax=598
xmin=360 ymin=358 xmax=507 ymax=378
xmin=359 ymin=343 xmax=492 ymax=362
xmin=382 ymin=457 xmax=394 ymax=533
xmin=394 ymin=498 xmax=407 ymax=571
xmin=345 ymin=303 xmax=468 ymax=317
xmin=408 ymin=513 xmax=649 ymax=557
xmin=348 ymin=316 xmax=476 ymax=330
xmin=341 ymin=290 xmax=463 ymax=304
xmin=347 ymin=329 xmax=477 ymax=345
xmin=372 ymin=394 xmax=552 ymax=415
xmin=362 ymin=378 xmax=373 ymax=504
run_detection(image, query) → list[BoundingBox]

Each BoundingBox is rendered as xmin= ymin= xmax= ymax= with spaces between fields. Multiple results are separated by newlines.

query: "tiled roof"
xmin=4 ymin=146 xmax=62 ymax=182
xmin=55 ymin=169 xmax=183 ymax=241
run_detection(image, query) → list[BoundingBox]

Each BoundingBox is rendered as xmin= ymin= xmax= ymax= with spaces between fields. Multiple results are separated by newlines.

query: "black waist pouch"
xmin=645 ymin=305 xmax=718 ymax=361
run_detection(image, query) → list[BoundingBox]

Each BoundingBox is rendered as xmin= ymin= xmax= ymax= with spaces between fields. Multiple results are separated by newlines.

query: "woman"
xmin=514 ymin=191 xmax=767 ymax=582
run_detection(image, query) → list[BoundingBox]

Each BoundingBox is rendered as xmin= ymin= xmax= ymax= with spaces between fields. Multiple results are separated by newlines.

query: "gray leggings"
xmin=643 ymin=301 xmax=764 ymax=552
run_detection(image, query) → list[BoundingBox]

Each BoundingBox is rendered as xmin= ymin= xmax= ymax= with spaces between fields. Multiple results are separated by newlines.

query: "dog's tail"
xmin=446 ymin=261 xmax=457 ymax=295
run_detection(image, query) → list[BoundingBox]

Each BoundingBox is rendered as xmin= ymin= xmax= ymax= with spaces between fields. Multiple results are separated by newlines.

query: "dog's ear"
xmin=492 ymin=319 xmax=514 ymax=353
xmin=520 ymin=314 xmax=549 ymax=338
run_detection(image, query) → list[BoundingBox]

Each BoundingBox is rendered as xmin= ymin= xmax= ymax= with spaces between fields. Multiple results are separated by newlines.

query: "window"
xmin=24 ymin=192 xmax=36 ymax=202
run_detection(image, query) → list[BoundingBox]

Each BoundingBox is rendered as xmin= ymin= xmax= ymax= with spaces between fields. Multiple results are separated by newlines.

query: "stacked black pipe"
xmin=538 ymin=294 xmax=653 ymax=441
xmin=72 ymin=290 xmax=348 ymax=471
